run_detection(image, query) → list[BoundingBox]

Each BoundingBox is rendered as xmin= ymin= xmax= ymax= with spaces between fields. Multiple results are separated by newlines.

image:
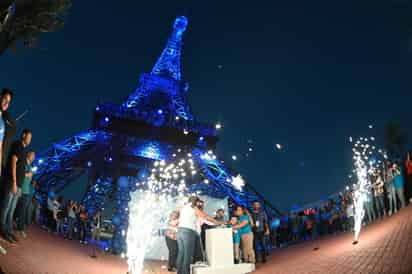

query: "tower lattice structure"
xmin=33 ymin=16 xmax=282 ymax=254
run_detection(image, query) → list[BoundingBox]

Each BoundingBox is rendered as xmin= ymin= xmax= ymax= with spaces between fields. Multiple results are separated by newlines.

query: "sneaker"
xmin=9 ymin=233 xmax=18 ymax=243
xmin=19 ymin=231 xmax=27 ymax=239
xmin=4 ymin=235 xmax=15 ymax=244
xmin=0 ymin=245 xmax=6 ymax=255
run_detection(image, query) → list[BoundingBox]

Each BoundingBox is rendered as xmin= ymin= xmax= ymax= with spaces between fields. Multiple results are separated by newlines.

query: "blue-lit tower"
xmin=33 ymin=16 xmax=282 ymax=254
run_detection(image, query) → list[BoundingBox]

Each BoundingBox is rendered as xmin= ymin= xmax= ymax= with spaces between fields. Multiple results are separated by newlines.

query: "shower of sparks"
xmin=350 ymin=130 xmax=385 ymax=243
xmin=126 ymin=152 xmax=198 ymax=274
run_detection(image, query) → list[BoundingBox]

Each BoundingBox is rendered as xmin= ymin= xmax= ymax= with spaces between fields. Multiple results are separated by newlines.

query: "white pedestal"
xmin=191 ymin=228 xmax=255 ymax=274
xmin=192 ymin=263 xmax=255 ymax=274
xmin=205 ymin=228 xmax=234 ymax=267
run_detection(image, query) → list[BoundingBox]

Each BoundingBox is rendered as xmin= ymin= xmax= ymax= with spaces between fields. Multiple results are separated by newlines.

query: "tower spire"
xmin=151 ymin=16 xmax=188 ymax=81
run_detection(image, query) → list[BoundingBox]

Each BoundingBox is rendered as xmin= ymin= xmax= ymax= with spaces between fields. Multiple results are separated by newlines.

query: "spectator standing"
xmin=364 ymin=187 xmax=376 ymax=223
xmin=16 ymin=150 xmax=35 ymax=238
xmin=79 ymin=204 xmax=88 ymax=244
xmin=55 ymin=197 xmax=65 ymax=235
xmin=0 ymin=88 xmax=13 ymax=176
xmin=251 ymin=201 xmax=269 ymax=263
xmin=165 ymin=211 xmax=179 ymax=272
xmin=373 ymin=170 xmax=386 ymax=218
xmin=65 ymin=200 xmax=77 ymax=240
xmin=384 ymin=161 xmax=396 ymax=216
xmin=0 ymin=88 xmax=12 ymax=255
xmin=25 ymin=178 xmax=37 ymax=225
xmin=90 ymin=210 xmax=102 ymax=259
xmin=232 ymin=205 xmax=255 ymax=264
xmin=405 ymin=152 xmax=412 ymax=203
xmin=393 ymin=162 xmax=406 ymax=210
xmin=229 ymin=216 xmax=241 ymax=264
xmin=0 ymin=129 xmax=32 ymax=244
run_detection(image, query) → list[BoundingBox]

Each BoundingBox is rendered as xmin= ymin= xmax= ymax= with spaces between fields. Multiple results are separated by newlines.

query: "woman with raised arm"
xmin=176 ymin=196 xmax=222 ymax=274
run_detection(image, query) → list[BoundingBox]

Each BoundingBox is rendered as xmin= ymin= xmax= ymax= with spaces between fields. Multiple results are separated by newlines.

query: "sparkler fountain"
xmin=350 ymin=133 xmax=386 ymax=244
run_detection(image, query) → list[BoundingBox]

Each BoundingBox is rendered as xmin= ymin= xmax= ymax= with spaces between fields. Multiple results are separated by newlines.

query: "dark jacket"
xmin=1 ymin=110 xmax=17 ymax=173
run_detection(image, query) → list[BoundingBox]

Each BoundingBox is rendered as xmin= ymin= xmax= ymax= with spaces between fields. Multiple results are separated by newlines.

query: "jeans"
xmin=26 ymin=198 xmax=34 ymax=225
xmin=1 ymin=189 xmax=20 ymax=235
xmin=79 ymin=221 xmax=87 ymax=242
xmin=387 ymin=184 xmax=396 ymax=214
xmin=374 ymin=194 xmax=385 ymax=218
xmin=253 ymin=231 xmax=267 ymax=262
xmin=194 ymin=233 xmax=204 ymax=262
xmin=177 ymin=228 xmax=197 ymax=274
xmin=165 ymin=236 xmax=178 ymax=269
xmin=395 ymin=187 xmax=406 ymax=209
xmin=66 ymin=217 xmax=76 ymax=239
xmin=56 ymin=219 xmax=65 ymax=235
xmin=17 ymin=194 xmax=31 ymax=231
xmin=365 ymin=200 xmax=376 ymax=223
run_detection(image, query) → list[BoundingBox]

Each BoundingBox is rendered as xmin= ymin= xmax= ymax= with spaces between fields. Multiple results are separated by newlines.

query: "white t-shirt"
xmin=346 ymin=204 xmax=354 ymax=217
xmin=179 ymin=204 xmax=198 ymax=231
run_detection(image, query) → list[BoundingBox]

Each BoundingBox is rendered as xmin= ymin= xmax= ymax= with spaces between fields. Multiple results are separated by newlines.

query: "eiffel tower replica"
xmin=33 ymin=16 xmax=282 ymax=254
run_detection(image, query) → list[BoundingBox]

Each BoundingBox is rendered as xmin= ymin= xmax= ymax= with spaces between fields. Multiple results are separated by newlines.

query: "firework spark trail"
xmin=126 ymin=154 xmax=195 ymax=274
xmin=350 ymin=133 xmax=386 ymax=243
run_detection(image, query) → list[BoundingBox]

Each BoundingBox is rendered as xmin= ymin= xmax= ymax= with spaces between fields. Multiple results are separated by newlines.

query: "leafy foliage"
xmin=384 ymin=121 xmax=408 ymax=159
xmin=0 ymin=0 xmax=72 ymax=54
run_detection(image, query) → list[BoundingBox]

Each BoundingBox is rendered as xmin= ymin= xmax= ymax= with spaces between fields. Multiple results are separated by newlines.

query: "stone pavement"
xmin=1 ymin=205 xmax=412 ymax=273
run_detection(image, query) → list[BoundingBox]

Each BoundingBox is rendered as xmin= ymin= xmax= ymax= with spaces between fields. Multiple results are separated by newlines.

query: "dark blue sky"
xmin=1 ymin=1 xmax=412 ymax=211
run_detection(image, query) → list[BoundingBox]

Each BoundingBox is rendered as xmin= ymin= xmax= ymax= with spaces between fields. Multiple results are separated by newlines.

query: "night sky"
xmin=1 ymin=1 xmax=412 ymax=212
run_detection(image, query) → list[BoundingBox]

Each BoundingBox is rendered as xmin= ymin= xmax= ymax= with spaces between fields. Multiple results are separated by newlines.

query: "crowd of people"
xmin=42 ymin=196 xmax=104 ymax=258
xmin=265 ymin=156 xmax=412 ymax=250
xmin=165 ymin=196 xmax=270 ymax=274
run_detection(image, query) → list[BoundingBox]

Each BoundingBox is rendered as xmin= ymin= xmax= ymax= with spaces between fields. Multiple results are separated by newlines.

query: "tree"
xmin=0 ymin=0 xmax=72 ymax=55
xmin=384 ymin=121 xmax=408 ymax=159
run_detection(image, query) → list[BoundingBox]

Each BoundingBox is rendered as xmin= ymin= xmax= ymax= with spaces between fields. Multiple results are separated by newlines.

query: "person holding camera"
xmin=384 ymin=160 xmax=396 ymax=216
xmin=393 ymin=162 xmax=406 ymax=210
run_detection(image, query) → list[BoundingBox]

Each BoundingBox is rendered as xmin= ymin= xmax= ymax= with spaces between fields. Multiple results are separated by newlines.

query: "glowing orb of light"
xmin=215 ymin=123 xmax=222 ymax=130
xmin=275 ymin=144 xmax=283 ymax=150
xmin=232 ymin=155 xmax=237 ymax=161
xmin=231 ymin=174 xmax=245 ymax=191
